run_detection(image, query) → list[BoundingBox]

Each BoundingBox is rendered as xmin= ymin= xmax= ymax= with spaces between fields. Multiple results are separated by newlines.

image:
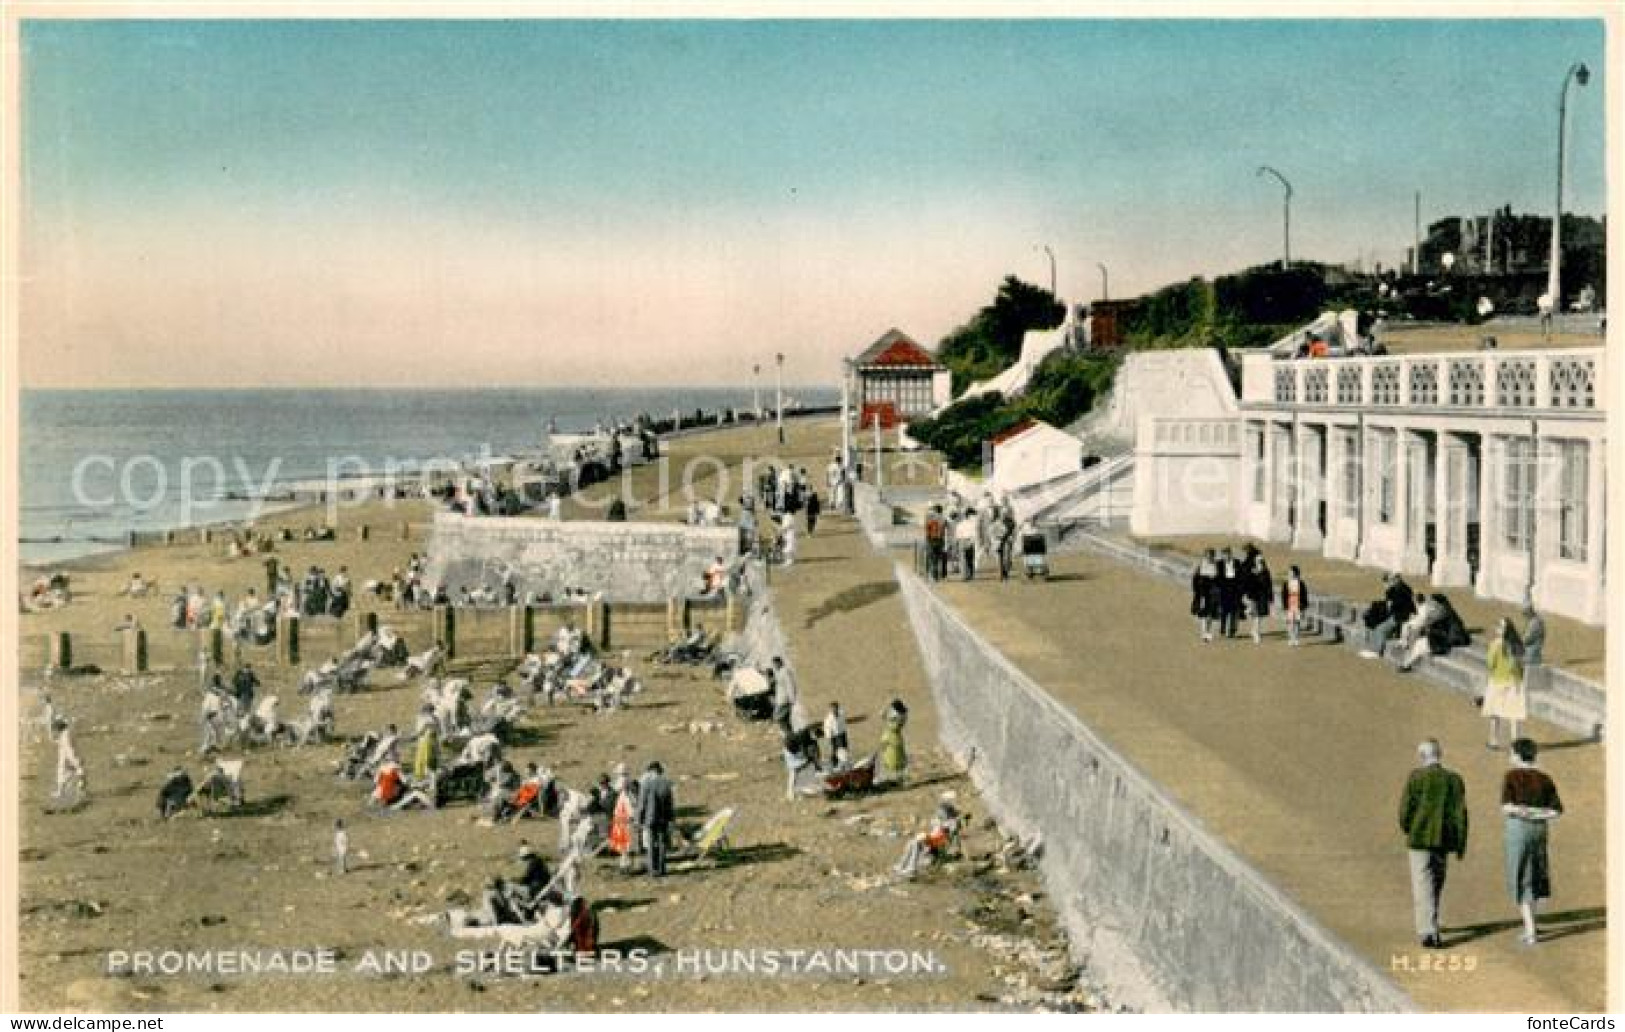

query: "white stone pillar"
xmin=1475 ymin=436 xmax=1500 ymax=597
xmin=1266 ymin=423 xmax=1294 ymax=542
xmin=1400 ymin=433 xmax=1431 ymax=576
xmin=1432 ymin=436 xmax=1473 ymax=586
xmin=1291 ymin=423 xmax=1323 ymax=551
xmin=1531 ymin=432 xmax=1562 ymax=607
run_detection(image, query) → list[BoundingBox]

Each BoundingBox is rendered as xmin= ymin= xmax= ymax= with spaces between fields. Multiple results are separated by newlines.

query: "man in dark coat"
xmin=1398 ymin=738 xmax=1469 ymax=949
xmin=635 ymin=761 xmax=675 ymax=878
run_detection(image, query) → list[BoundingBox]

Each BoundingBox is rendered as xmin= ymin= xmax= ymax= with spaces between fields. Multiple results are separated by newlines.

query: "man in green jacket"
xmin=1398 ymin=738 xmax=1469 ymax=949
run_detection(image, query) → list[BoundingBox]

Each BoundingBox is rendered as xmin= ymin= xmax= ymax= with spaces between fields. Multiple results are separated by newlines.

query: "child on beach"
xmin=333 ymin=819 xmax=350 ymax=875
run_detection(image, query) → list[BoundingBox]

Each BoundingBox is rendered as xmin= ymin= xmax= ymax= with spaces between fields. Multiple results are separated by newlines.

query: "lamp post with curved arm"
xmin=1257 ymin=164 xmax=1293 ymax=269
xmin=1036 ymin=244 xmax=1056 ymax=295
xmin=1547 ymin=61 xmax=1590 ymax=315
xmin=1096 ymin=261 xmax=1109 ymax=302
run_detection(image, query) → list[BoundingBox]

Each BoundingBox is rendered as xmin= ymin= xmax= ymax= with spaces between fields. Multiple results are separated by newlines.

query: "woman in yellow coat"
xmin=1481 ymin=617 xmax=1526 ymax=750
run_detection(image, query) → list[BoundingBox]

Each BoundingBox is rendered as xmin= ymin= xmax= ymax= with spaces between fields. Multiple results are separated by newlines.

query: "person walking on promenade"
xmin=1502 ymin=738 xmax=1563 ymax=945
xmin=1216 ymin=548 xmax=1242 ymax=638
xmin=1482 ymin=618 xmax=1527 ymax=751
xmin=1398 ymin=738 xmax=1469 ymax=949
xmin=1280 ymin=565 xmax=1310 ymax=646
xmin=1522 ymin=603 xmax=1547 ymax=670
xmin=636 ymin=761 xmax=675 ymax=878
xmin=1192 ymin=550 xmax=1217 ymax=642
xmin=924 ymin=506 xmax=947 ymax=582
xmin=954 ymin=508 xmax=980 ymax=582
xmin=1245 ymin=551 xmax=1273 ymax=645
xmin=805 ymin=490 xmax=821 ymax=535
xmin=995 ymin=506 xmax=1017 ymax=581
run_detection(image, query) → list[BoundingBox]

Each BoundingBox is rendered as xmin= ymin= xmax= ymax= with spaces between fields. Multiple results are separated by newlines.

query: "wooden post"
xmin=360 ymin=611 xmax=379 ymax=637
xmin=357 ymin=524 xmax=371 ymax=542
xmin=47 ymin=632 xmax=72 ymax=672
xmin=590 ymin=600 xmax=610 ymax=649
xmin=435 ymin=605 xmax=456 ymax=659
xmin=200 ymin=527 xmax=213 ymax=545
xmin=401 ymin=520 xmax=412 ymax=541
xmin=121 ymin=628 xmax=148 ymax=675
xmin=205 ymin=627 xmax=225 ymax=666
xmin=665 ymin=597 xmax=680 ymax=641
xmin=276 ymin=615 xmax=300 ymax=667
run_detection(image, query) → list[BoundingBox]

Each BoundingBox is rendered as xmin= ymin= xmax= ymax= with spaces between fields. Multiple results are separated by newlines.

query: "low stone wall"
xmin=425 ymin=512 xmax=739 ymax=603
xmin=897 ymin=566 xmax=1412 ymax=1013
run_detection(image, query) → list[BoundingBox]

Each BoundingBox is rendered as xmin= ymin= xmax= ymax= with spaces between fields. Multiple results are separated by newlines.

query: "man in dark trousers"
xmin=805 ymin=490 xmax=821 ymax=535
xmin=1363 ymin=572 xmax=1418 ymax=658
xmin=636 ymin=760 xmax=675 ymax=878
xmin=1397 ymin=738 xmax=1469 ymax=949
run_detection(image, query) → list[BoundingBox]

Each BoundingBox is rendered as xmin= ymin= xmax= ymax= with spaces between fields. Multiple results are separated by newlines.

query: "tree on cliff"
xmin=936 ymin=276 xmax=1066 ymax=395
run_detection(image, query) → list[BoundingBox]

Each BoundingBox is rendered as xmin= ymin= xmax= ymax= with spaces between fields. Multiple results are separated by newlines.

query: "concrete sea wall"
xmin=426 ymin=513 xmax=739 ymax=603
xmin=896 ymin=566 xmax=1413 ymax=1013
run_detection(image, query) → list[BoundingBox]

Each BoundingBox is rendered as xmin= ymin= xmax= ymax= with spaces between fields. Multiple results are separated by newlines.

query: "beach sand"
xmin=14 ymin=419 xmax=1099 ymax=1013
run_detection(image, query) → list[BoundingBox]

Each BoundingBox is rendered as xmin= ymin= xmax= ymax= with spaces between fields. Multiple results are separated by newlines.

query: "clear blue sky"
xmin=21 ymin=18 xmax=1609 ymax=387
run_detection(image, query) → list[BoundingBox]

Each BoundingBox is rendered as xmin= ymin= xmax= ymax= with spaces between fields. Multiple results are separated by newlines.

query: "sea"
xmin=19 ymin=387 xmax=836 ymax=567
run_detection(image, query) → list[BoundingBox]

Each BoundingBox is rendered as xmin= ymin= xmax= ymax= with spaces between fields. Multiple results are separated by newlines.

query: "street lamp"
xmin=1256 ymin=165 xmax=1293 ymax=268
xmin=1096 ymin=261 xmax=1109 ymax=302
xmin=752 ymin=363 xmax=761 ymax=422
xmin=1036 ymin=244 xmax=1056 ymax=295
xmin=840 ymin=357 xmax=854 ymax=472
xmin=1547 ymin=61 xmax=1590 ymax=316
xmin=775 ymin=352 xmax=785 ymax=446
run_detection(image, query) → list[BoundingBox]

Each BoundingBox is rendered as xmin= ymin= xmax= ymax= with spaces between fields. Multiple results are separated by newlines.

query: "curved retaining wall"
xmin=896 ymin=565 xmax=1412 ymax=1013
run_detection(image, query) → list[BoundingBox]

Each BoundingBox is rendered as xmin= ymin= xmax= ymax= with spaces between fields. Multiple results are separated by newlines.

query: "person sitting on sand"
xmin=156 ymin=766 xmax=194 ymax=819
xmin=894 ymin=796 xmax=964 ymax=879
xmin=371 ymin=760 xmax=405 ymax=808
xmin=120 ymin=573 xmax=151 ymax=598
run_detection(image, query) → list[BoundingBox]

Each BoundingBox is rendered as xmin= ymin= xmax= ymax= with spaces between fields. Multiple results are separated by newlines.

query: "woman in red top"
xmin=1501 ymin=738 xmax=1564 ymax=946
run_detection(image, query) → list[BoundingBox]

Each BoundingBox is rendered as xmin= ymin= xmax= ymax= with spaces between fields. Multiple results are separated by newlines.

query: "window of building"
xmin=1501 ymin=437 xmax=1534 ymax=551
xmin=1375 ymin=430 xmax=1397 ymax=524
xmin=1558 ymin=440 xmax=1589 ymax=562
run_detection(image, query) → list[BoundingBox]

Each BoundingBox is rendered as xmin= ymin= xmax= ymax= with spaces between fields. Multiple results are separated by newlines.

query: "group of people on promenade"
xmin=922 ymin=498 xmax=1023 ymax=583
xmin=1188 ymin=545 xmax=1310 ymax=646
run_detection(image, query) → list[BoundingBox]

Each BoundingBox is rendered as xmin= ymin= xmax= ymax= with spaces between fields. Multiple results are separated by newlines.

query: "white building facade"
xmin=1235 ymin=347 xmax=1605 ymax=625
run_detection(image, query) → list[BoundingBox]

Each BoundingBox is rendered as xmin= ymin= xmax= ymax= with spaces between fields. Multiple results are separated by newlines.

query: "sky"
xmin=18 ymin=16 xmax=1610 ymax=388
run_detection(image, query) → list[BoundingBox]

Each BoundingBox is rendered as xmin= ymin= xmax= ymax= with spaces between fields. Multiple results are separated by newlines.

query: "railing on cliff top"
xmin=1241 ymin=347 xmax=1603 ymax=415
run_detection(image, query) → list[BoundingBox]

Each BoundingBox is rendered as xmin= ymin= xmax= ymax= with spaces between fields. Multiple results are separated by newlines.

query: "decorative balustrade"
xmin=1245 ymin=348 xmax=1602 ymax=415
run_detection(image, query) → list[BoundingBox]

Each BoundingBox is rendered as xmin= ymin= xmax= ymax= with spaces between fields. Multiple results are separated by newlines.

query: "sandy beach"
xmin=14 ymin=418 xmax=1104 ymax=1013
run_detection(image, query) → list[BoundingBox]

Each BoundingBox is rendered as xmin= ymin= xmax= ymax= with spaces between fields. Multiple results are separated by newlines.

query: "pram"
xmin=821 ymin=755 xmax=878 ymax=799
xmin=1021 ymin=531 xmax=1049 ymax=580
xmin=726 ymin=667 xmax=775 ymax=721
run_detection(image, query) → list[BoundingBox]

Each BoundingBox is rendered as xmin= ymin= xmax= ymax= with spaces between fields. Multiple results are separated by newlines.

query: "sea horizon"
xmin=20 ymin=384 xmax=839 ymax=565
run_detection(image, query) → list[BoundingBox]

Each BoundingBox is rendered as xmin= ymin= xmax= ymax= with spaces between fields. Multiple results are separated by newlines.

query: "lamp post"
xmin=1036 ymin=244 xmax=1056 ymax=295
xmin=752 ymin=363 xmax=761 ymax=422
xmin=840 ymin=358 xmax=854 ymax=473
xmin=775 ymin=352 xmax=785 ymax=447
xmin=1096 ymin=261 xmax=1109 ymax=302
xmin=1256 ymin=165 xmax=1293 ymax=268
xmin=1547 ymin=61 xmax=1590 ymax=317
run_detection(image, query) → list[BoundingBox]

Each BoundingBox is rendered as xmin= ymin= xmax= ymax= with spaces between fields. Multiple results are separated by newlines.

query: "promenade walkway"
xmin=931 ymin=548 xmax=1605 ymax=1012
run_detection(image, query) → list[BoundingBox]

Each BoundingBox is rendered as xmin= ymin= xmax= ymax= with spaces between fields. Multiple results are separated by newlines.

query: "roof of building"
xmin=991 ymin=418 xmax=1080 ymax=450
xmin=990 ymin=418 xmax=1039 ymax=447
xmin=854 ymin=329 xmax=944 ymax=370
